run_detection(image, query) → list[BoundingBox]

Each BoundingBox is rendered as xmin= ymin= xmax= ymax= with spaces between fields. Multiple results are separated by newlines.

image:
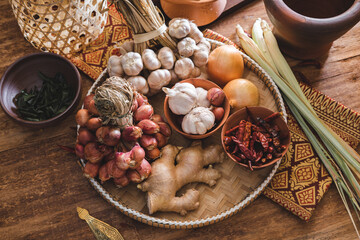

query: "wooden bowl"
xmin=164 ymin=78 xmax=230 ymax=139
xmin=0 ymin=52 xmax=81 ymax=128
xmin=221 ymin=106 xmax=290 ymax=170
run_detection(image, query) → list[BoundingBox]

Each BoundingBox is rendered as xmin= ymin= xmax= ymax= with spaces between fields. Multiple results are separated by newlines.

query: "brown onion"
xmin=139 ymin=134 xmax=157 ymax=150
xmin=86 ymin=117 xmax=102 ymax=131
xmin=207 ymin=88 xmax=225 ymax=106
xmin=134 ymin=104 xmax=154 ymax=122
xmin=77 ymin=128 xmax=96 ymax=145
xmin=96 ymin=126 xmax=121 ymax=146
xmin=84 ymin=142 xmax=104 ymax=163
xmin=157 ymin=122 xmax=172 ymax=137
xmin=212 ymin=107 xmax=225 ymax=122
xmin=83 ymin=94 xmax=95 ymax=110
xmin=76 ymin=109 xmax=91 ymax=127
xmin=154 ymin=133 xmax=167 ymax=148
xmin=83 ymin=162 xmax=100 ymax=178
xmin=121 ymin=126 xmax=143 ymax=142
xmin=146 ymin=148 xmax=161 ymax=160
xmin=113 ymin=175 xmax=130 ymax=188
xmin=137 ymin=119 xmax=159 ymax=135
xmin=151 ymin=114 xmax=164 ymax=123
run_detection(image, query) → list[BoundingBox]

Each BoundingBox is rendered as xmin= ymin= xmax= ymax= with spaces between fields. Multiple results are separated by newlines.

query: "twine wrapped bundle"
xmin=110 ymin=0 xmax=177 ymax=53
xmin=9 ymin=0 xmax=108 ymax=55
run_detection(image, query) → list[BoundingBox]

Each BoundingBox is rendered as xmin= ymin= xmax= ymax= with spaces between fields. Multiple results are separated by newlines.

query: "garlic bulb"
xmin=119 ymin=40 xmax=134 ymax=53
xmin=107 ymin=55 xmax=123 ymax=77
xmin=197 ymin=39 xmax=211 ymax=52
xmin=162 ymin=82 xmax=197 ymax=115
xmin=158 ymin=47 xmax=176 ymax=69
xmin=168 ymin=18 xmax=191 ymax=39
xmin=142 ymin=49 xmax=161 ymax=70
xmin=195 ymin=87 xmax=210 ymax=107
xmin=177 ymin=37 xmax=197 ymax=57
xmin=188 ymin=22 xmax=203 ymax=43
xmin=190 ymin=67 xmax=201 ymax=78
xmin=174 ymin=58 xmax=194 ymax=80
xmin=169 ymin=69 xmax=179 ymax=85
xmin=121 ymin=52 xmax=143 ymax=76
xmin=127 ymin=76 xmax=149 ymax=95
xmin=148 ymin=69 xmax=171 ymax=90
xmin=192 ymin=49 xmax=209 ymax=67
xmin=182 ymin=107 xmax=215 ymax=135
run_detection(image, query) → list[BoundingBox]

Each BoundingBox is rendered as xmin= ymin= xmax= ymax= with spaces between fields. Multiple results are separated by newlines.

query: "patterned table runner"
xmin=68 ymin=4 xmax=360 ymax=221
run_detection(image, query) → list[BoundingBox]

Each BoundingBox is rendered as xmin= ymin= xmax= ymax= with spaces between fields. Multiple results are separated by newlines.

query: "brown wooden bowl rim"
xmin=0 ymin=52 xmax=81 ymax=127
xmin=221 ymin=106 xmax=290 ymax=170
xmin=163 ymin=78 xmax=230 ymax=139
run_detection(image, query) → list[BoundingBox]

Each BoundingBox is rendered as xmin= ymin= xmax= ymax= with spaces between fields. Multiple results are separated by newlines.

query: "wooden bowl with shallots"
xmin=221 ymin=106 xmax=290 ymax=170
xmin=164 ymin=78 xmax=230 ymax=139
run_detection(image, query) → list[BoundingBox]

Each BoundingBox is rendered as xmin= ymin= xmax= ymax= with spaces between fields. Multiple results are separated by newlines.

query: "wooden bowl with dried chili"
xmin=221 ymin=106 xmax=290 ymax=170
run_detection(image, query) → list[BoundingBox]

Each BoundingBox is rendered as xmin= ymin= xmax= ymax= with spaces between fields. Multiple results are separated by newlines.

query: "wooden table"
xmin=1 ymin=0 xmax=360 ymax=239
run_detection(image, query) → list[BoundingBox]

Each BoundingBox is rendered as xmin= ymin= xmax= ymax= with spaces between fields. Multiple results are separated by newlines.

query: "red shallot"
xmin=96 ymin=126 xmax=121 ymax=146
xmin=139 ymin=135 xmax=158 ymax=150
xmin=137 ymin=119 xmax=160 ymax=135
xmin=134 ymin=104 xmax=154 ymax=122
xmin=76 ymin=109 xmax=91 ymax=127
xmin=121 ymin=126 xmax=143 ymax=142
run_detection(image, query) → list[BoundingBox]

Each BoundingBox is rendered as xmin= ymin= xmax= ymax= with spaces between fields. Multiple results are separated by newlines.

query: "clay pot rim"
xmin=269 ymin=0 xmax=360 ymax=25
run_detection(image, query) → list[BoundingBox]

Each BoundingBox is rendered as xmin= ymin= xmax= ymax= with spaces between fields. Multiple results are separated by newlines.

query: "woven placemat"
xmin=67 ymin=3 xmax=360 ymax=221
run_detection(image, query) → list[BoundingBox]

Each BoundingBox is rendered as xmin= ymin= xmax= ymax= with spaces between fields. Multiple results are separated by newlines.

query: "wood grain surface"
xmin=1 ymin=0 xmax=360 ymax=239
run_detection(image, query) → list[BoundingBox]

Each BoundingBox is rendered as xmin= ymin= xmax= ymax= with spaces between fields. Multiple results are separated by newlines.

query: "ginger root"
xmin=138 ymin=141 xmax=224 ymax=215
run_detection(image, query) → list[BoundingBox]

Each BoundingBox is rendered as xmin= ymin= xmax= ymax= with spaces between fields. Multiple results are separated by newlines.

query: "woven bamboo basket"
xmin=9 ymin=0 xmax=108 ymax=55
xmin=79 ymin=39 xmax=286 ymax=229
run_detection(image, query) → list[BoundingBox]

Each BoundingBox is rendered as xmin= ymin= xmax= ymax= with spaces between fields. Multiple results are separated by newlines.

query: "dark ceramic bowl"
xmin=164 ymin=78 xmax=230 ymax=139
xmin=221 ymin=106 xmax=290 ymax=170
xmin=0 ymin=52 xmax=81 ymax=127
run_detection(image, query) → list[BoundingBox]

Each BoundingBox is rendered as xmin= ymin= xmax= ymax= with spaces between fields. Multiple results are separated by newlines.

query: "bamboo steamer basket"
xmin=79 ymin=38 xmax=286 ymax=229
xmin=9 ymin=0 xmax=108 ymax=55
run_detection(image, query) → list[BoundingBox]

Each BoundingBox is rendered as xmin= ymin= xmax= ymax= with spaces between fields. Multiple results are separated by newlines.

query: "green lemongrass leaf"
xmin=252 ymin=19 xmax=278 ymax=72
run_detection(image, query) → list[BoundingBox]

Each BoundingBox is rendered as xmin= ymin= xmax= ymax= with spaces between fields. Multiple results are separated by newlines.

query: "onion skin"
xmin=96 ymin=126 xmax=121 ymax=146
xmin=114 ymin=175 xmax=130 ymax=188
xmin=121 ymin=126 xmax=143 ymax=142
xmin=223 ymin=78 xmax=260 ymax=111
xmin=86 ymin=117 xmax=102 ymax=131
xmin=77 ymin=128 xmax=96 ymax=145
xmin=76 ymin=109 xmax=91 ymax=127
xmin=207 ymin=88 xmax=225 ymax=106
xmin=139 ymin=134 xmax=158 ymax=150
xmin=207 ymin=45 xmax=244 ymax=86
xmin=137 ymin=119 xmax=160 ymax=135
xmin=134 ymin=104 xmax=154 ymax=122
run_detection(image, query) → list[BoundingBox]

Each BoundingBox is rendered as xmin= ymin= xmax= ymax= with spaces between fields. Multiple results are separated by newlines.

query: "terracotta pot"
xmin=264 ymin=0 xmax=360 ymax=59
xmin=160 ymin=0 xmax=227 ymax=26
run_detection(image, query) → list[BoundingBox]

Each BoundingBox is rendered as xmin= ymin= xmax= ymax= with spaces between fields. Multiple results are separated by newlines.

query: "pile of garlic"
xmin=107 ymin=18 xmax=210 ymax=96
xmin=163 ymin=82 xmax=226 ymax=135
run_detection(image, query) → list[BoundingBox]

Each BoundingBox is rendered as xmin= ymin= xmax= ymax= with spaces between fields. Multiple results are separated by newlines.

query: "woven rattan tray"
xmin=79 ymin=39 xmax=286 ymax=229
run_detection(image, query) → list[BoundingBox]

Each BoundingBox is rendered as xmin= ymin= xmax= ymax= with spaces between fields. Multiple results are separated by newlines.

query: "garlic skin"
xmin=157 ymin=47 xmax=176 ymax=69
xmin=177 ymin=37 xmax=197 ymax=57
xmin=182 ymin=107 xmax=215 ymax=135
xmin=121 ymin=52 xmax=143 ymax=76
xmin=168 ymin=19 xmax=191 ymax=39
xmin=195 ymin=87 xmax=210 ymax=108
xmin=107 ymin=55 xmax=123 ymax=77
xmin=148 ymin=69 xmax=171 ymax=90
xmin=142 ymin=49 xmax=161 ymax=70
xmin=127 ymin=76 xmax=149 ymax=95
xmin=174 ymin=58 xmax=194 ymax=80
xmin=162 ymin=82 xmax=197 ymax=115
xmin=188 ymin=22 xmax=203 ymax=43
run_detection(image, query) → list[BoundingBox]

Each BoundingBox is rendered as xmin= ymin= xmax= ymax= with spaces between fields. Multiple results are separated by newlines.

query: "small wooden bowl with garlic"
xmin=163 ymin=78 xmax=230 ymax=139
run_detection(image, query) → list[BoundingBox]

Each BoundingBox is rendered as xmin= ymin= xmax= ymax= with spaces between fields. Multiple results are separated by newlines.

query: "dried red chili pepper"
xmin=248 ymin=160 xmax=254 ymax=171
xmin=256 ymin=132 xmax=269 ymax=150
xmin=263 ymin=112 xmax=281 ymax=122
xmin=223 ymin=136 xmax=232 ymax=145
xmin=237 ymin=120 xmax=246 ymax=142
xmin=225 ymin=125 xmax=239 ymax=136
xmin=243 ymin=121 xmax=252 ymax=148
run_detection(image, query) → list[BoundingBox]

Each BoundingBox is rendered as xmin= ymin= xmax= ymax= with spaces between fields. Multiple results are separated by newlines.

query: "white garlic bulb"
xmin=127 ymin=76 xmax=149 ymax=95
xmin=121 ymin=52 xmax=143 ymax=76
xmin=148 ymin=69 xmax=171 ymax=90
xmin=107 ymin=55 xmax=123 ymax=77
xmin=182 ymin=107 xmax=215 ymax=135
xmin=188 ymin=22 xmax=203 ymax=43
xmin=190 ymin=67 xmax=201 ymax=78
xmin=195 ymin=87 xmax=210 ymax=108
xmin=177 ymin=37 xmax=198 ymax=57
xmin=169 ymin=69 xmax=179 ymax=85
xmin=197 ymin=39 xmax=211 ymax=52
xmin=192 ymin=49 xmax=209 ymax=67
xmin=162 ymin=82 xmax=197 ymax=115
xmin=168 ymin=18 xmax=191 ymax=39
xmin=174 ymin=58 xmax=194 ymax=80
xmin=142 ymin=49 xmax=161 ymax=70
xmin=157 ymin=47 xmax=176 ymax=69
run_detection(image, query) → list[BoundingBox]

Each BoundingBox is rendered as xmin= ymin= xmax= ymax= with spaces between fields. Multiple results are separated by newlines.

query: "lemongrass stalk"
xmin=252 ymin=19 xmax=278 ymax=72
